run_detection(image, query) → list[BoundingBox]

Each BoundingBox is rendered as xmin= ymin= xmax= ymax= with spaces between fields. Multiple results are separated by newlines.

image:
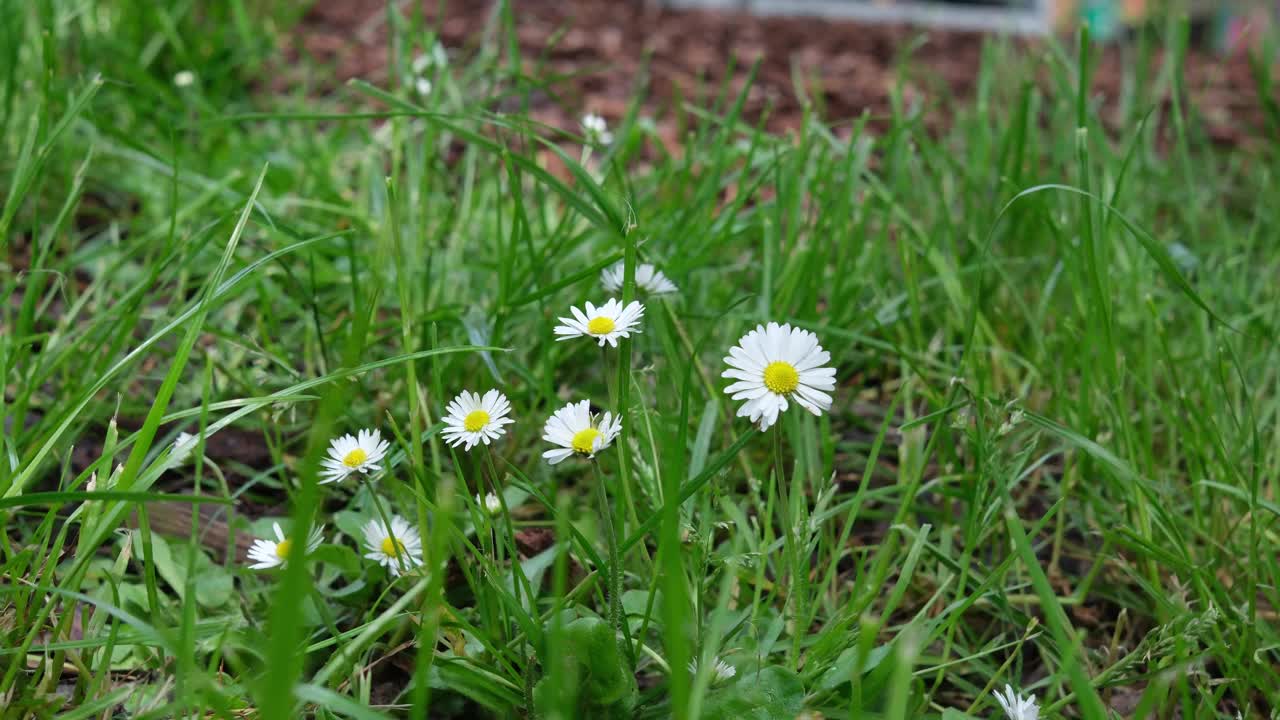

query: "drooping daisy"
xmin=722 ymin=322 xmax=836 ymax=431
xmin=993 ymin=685 xmax=1039 ymax=720
xmin=600 ymin=261 xmax=678 ymax=295
xmin=247 ymin=522 xmax=324 ymax=570
xmin=553 ymin=298 xmax=644 ymax=348
xmin=320 ymin=429 xmax=390 ymax=484
xmin=541 ymin=400 xmax=622 ymax=465
xmin=476 ymin=492 xmax=502 ymax=516
xmin=171 ymin=432 xmax=200 ymax=465
xmin=688 ymin=657 xmax=737 ymax=685
xmin=581 ymin=113 xmax=613 ymax=145
xmin=442 ymin=390 xmax=514 ymax=451
xmin=362 ymin=515 xmax=423 ymax=576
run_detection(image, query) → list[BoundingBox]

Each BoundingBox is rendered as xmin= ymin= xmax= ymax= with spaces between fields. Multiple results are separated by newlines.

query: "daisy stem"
xmin=483 ymin=447 xmax=536 ymax=611
xmin=474 ymin=456 xmax=506 ymax=635
xmin=591 ymin=461 xmax=624 ymax=647
xmin=772 ymin=422 xmax=802 ymax=668
xmin=605 ymin=337 xmax=639 ymax=543
xmin=363 ymin=475 xmax=409 ymax=577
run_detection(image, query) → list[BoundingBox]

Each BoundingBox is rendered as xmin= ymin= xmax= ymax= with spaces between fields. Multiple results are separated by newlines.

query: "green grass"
xmin=2 ymin=1 xmax=1278 ymax=718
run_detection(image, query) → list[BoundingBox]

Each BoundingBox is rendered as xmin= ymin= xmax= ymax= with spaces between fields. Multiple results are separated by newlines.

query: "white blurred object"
xmin=663 ymin=0 xmax=1051 ymax=34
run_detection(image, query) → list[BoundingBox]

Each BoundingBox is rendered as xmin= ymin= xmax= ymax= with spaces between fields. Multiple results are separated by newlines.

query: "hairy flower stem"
xmin=593 ymin=462 xmax=624 ymax=645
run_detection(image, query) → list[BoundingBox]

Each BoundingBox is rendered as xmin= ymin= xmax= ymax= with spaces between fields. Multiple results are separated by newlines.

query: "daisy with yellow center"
xmin=320 ymin=429 xmax=390 ymax=484
xmin=553 ymin=298 xmax=645 ymax=348
xmin=247 ymin=522 xmax=324 ymax=570
xmin=442 ymin=390 xmax=514 ymax=452
xmin=601 ymin=261 xmax=678 ymax=295
xmin=722 ymin=322 xmax=836 ymax=430
xmin=362 ymin=515 xmax=423 ymax=577
xmin=541 ymin=400 xmax=623 ymax=465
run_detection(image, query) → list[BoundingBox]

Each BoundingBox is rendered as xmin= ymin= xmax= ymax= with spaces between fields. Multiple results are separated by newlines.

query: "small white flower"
xmin=476 ymin=492 xmax=502 ymax=516
xmin=247 ymin=522 xmax=324 ymax=570
xmin=320 ymin=429 xmax=390 ymax=484
xmin=722 ymin=322 xmax=836 ymax=431
xmin=688 ymin=657 xmax=737 ymax=684
xmin=412 ymin=43 xmax=448 ymax=74
xmin=993 ymin=685 xmax=1039 ymax=720
xmin=442 ymin=390 xmax=514 ymax=452
xmin=541 ymin=400 xmax=622 ymax=465
xmin=600 ymin=261 xmax=678 ymax=295
xmin=362 ymin=515 xmax=423 ymax=576
xmin=553 ymin=298 xmax=644 ymax=348
xmin=581 ymin=113 xmax=614 ymax=144
xmin=173 ymin=70 xmax=195 ymax=88
xmin=171 ymin=432 xmax=200 ymax=464
xmin=414 ymin=77 xmax=432 ymax=96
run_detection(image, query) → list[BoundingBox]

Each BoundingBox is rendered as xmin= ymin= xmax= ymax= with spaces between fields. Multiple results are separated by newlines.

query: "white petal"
xmin=794 ymin=349 xmax=831 ymax=373
xmin=543 ymin=448 xmax=573 ymax=464
xmin=725 ymin=378 xmax=766 ymax=395
xmin=794 ymin=384 xmax=833 ymax=412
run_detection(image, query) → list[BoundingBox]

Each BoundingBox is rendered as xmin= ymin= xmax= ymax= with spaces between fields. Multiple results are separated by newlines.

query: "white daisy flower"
xmin=553 ymin=298 xmax=644 ymax=348
xmin=171 ymin=432 xmax=201 ymax=464
xmin=476 ymin=492 xmax=502 ymax=516
xmin=600 ymin=261 xmax=678 ymax=295
xmin=173 ymin=70 xmax=195 ymax=88
xmin=993 ymin=685 xmax=1039 ymax=720
xmin=412 ymin=43 xmax=448 ymax=74
xmin=247 ymin=522 xmax=324 ymax=570
xmin=722 ymin=322 xmax=836 ymax=431
xmin=541 ymin=400 xmax=622 ymax=465
xmin=320 ymin=429 xmax=390 ymax=484
xmin=442 ymin=390 xmax=514 ymax=452
xmin=688 ymin=657 xmax=737 ymax=684
xmin=581 ymin=113 xmax=614 ymax=144
xmin=362 ymin=515 xmax=423 ymax=576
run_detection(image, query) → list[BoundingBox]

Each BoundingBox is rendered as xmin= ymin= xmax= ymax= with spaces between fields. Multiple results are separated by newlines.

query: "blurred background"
xmin=668 ymin=0 xmax=1278 ymax=43
xmin=292 ymin=0 xmax=1277 ymax=148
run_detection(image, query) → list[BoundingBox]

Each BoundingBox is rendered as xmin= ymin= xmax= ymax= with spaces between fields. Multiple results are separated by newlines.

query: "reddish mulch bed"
xmin=288 ymin=0 xmax=1276 ymax=146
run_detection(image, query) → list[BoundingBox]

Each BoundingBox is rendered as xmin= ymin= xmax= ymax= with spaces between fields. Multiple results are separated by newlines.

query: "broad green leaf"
xmin=701 ymin=665 xmax=805 ymax=720
xmin=817 ymin=643 xmax=893 ymax=692
xmin=169 ymin=540 xmax=234 ymax=608
xmin=534 ymin=616 xmax=637 ymax=719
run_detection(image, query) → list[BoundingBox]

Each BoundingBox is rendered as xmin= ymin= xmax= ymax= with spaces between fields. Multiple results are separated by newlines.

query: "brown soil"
xmin=289 ymin=0 xmax=1276 ymax=146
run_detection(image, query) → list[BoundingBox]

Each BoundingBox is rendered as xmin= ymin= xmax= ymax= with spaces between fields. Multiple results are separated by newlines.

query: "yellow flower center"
xmin=587 ymin=316 xmax=616 ymax=335
xmin=342 ymin=448 xmax=368 ymax=468
xmin=275 ymin=539 xmax=292 ymax=559
xmin=381 ymin=536 xmax=406 ymax=558
xmin=763 ymin=361 xmax=800 ymax=394
xmin=463 ymin=409 xmax=490 ymax=433
xmin=571 ymin=428 xmax=602 ymax=455
xmin=463 ymin=409 xmax=491 ymax=430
